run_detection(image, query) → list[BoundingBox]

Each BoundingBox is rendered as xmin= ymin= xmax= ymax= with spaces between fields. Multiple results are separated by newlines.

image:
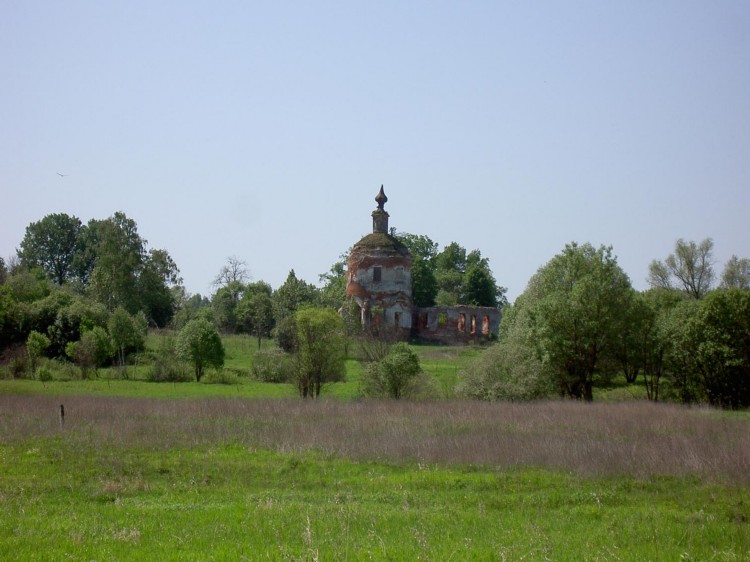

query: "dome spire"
xmin=372 ymin=185 xmax=390 ymax=233
xmin=375 ymin=185 xmax=388 ymax=211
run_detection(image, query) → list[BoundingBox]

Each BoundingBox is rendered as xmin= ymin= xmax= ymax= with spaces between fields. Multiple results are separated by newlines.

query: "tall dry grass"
xmin=2 ymin=395 xmax=748 ymax=483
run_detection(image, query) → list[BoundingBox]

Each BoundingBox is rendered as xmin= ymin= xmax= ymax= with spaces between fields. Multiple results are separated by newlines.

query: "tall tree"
xmin=525 ymin=243 xmax=634 ymax=401
xmin=435 ymin=242 xmax=466 ymax=305
xmin=318 ymin=255 xmax=348 ymax=311
xmin=108 ymin=307 xmax=147 ymax=370
xmin=273 ymin=270 xmax=319 ymax=322
xmin=18 ymin=213 xmax=83 ymax=285
xmin=237 ymin=281 xmax=274 ymax=349
xmin=648 ymin=238 xmax=714 ymax=299
xmin=720 ymin=255 xmax=750 ymax=290
xmin=212 ymin=256 xmax=250 ymax=288
xmin=138 ymin=249 xmax=182 ymax=327
xmin=89 ymin=212 xmax=146 ymax=311
xmin=294 ymin=307 xmax=345 ymax=398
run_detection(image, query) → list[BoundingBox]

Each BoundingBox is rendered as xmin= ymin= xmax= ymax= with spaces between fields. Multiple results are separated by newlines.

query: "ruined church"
xmin=346 ymin=187 xmax=501 ymax=344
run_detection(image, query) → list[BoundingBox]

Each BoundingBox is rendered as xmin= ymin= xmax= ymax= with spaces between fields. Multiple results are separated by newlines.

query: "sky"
xmin=2 ymin=1 xmax=749 ymax=302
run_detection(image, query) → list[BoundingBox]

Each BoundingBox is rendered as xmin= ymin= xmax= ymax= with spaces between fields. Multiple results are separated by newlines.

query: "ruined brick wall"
xmin=412 ymin=305 xmax=501 ymax=344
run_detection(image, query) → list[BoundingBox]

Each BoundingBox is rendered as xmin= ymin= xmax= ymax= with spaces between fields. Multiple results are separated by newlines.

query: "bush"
xmin=360 ymin=342 xmax=435 ymax=399
xmin=201 ymin=370 xmax=239 ymax=385
xmin=252 ymin=348 xmax=294 ymax=383
xmin=148 ymin=336 xmax=191 ymax=382
xmin=37 ymin=366 xmax=53 ymax=385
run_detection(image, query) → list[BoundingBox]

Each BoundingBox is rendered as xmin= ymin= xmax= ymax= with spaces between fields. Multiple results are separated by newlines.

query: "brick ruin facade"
xmin=345 ymin=186 xmax=501 ymax=344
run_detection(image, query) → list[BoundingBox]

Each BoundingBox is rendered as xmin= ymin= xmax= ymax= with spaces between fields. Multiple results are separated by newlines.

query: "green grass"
xmin=1 ymin=440 xmax=748 ymax=561
xmin=2 ymin=333 xmax=486 ymax=400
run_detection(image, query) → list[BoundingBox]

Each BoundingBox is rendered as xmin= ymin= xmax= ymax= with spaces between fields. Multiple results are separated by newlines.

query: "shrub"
xmin=26 ymin=330 xmax=50 ymax=376
xmin=148 ymin=335 xmax=191 ymax=382
xmin=176 ymin=318 xmax=225 ymax=381
xmin=201 ymin=370 xmax=239 ymax=385
xmin=252 ymin=348 xmax=294 ymax=383
xmin=360 ymin=342 xmax=435 ymax=399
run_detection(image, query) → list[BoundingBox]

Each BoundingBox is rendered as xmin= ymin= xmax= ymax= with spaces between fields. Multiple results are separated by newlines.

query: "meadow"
xmin=1 ymin=336 xmax=749 ymax=560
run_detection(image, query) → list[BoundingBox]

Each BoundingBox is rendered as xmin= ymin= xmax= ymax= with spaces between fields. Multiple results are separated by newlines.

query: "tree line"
xmin=459 ymin=239 xmax=750 ymax=408
xmin=3 ymin=212 xmax=749 ymax=408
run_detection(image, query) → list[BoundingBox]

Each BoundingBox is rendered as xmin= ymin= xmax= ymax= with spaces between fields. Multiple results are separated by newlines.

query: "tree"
xmin=294 ymin=308 xmax=345 ymax=398
xmin=108 ymin=307 xmax=147 ymax=370
xmin=89 ymin=212 xmax=146 ymax=311
xmin=212 ymin=256 xmax=250 ymax=288
xmin=17 ymin=213 xmax=83 ymax=285
xmin=457 ymin=296 xmax=555 ymax=401
xmin=360 ymin=342 xmax=424 ymax=399
xmin=273 ymin=270 xmax=319 ymax=323
xmin=395 ymin=232 xmax=439 ymax=263
xmin=681 ymin=289 xmax=750 ymax=408
xmin=26 ymin=330 xmax=50 ymax=376
xmin=435 ymin=242 xmax=467 ymax=305
xmin=648 ymin=238 xmax=714 ymax=299
xmin=66 ymin=327 xmax=112 ymax=378
xmin=138 ymin=249 xmax=182 ymax=327
xmin=639 ymin=288 xmax=689 ymax=401
xmin=176 ymin=318 xmax=225 ymax=382
xmin=720 ymin=255 xmax=750 ymax=290
xmin=318 ymin=255 xmax=349 ymax=311
xmin=212 ymin=280 xmax=245 ymax=333
xmin=0 ymin=257 xmax=7 ymax=285
xmin=410 ymin=257 xmax=438 ymax=307
xmin=524 ymin=243 xmax=634 ymax=401
xmin=237 ymin=282 xmax=274 ymax=349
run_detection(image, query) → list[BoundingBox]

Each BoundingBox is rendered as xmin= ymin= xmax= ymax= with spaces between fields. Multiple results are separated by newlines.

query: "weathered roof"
xmin=351 ymin=232 xmax=410 ymax=257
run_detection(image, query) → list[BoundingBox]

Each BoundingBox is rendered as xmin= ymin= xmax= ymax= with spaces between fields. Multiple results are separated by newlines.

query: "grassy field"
xmin=2 ymin=336 xmax=749 ymax=559
xmin=1 ymin=396 xmax=749 ymax=560
xmin=0 ymin=334 xmax=481 ymax=401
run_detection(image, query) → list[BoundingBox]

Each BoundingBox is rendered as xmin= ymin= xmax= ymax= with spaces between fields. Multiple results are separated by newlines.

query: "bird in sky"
xmin=57 ymin=172 xmax=68 ymax=177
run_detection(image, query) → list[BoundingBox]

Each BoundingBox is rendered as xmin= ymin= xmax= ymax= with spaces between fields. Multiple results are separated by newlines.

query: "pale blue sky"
xmin=2 ymin=1 xmax=749 ymax=301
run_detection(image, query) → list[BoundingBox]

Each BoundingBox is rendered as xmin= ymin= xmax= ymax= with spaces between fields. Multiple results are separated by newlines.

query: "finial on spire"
xmin=375 ymin=185 xmax=388 ymax=211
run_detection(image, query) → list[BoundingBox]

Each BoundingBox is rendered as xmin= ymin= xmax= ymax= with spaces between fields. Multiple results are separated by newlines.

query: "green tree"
xmin=720 ymin=255 xmax=750 ymax=290
xmin=318 ymin=255 xmax=349 ymax=311
xmin=26 ymin=330 xmax=50 ymax=376
xmin=211 ymin=280 xmax=245 ymax=333
xmin=360 ymin=342 xmax=423 ymax=399
xmin=396 ymin=233 xmax=439 ymax=263
xmin=89 ymin=212 xmax=146 ymax=311
xmin=525 ymin=243 xmax=634 ymax=401
xmin=138 ymin=249 xmax=182 ymax=327
xmin=176 ymin=318 xmax=225 ymax=381
xmin=648 ymin=238 xmax=714 ymax=299
xmin=435 ymin=242 xmax=467 ymax=305
xmin=457 ymin=297 xmax=554 ymax=401
xmin=237 ymin=282 xmax=274 ymax=349
xmin=294 ymin=307 xmax=345 ymax=398
xmin=410 ymin=257 xmax=438 ymax=307
xmin=273 ymin=270 xmax=319 ymax=323
xmin=682 ymin=289 xmax=750 ymax=408
xmin=108 ymin=307 xmax=146 ymax=369
xmin=66 ymin=327 xmax=112 ymax=378
xmin=18 ymin=213 xmax=83 ymax=285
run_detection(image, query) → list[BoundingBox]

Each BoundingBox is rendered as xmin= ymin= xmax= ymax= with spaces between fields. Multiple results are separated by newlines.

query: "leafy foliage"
xmin=18 ymin=213 xmax=84 ymax=285
xmin=293 ymin=307 xmax=345 ymax=398
xmin=649 ymin=238 xmax=714 ymax=298
xmin=457 ymin=301 xmax=555 ymax=401
xmin=176 ymin=318 xmax=225 ymax=381
xmin=360 ymin=342 xmax=428 ymax=399
xmin=25 ymin=330 xmax=50 ymax=376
